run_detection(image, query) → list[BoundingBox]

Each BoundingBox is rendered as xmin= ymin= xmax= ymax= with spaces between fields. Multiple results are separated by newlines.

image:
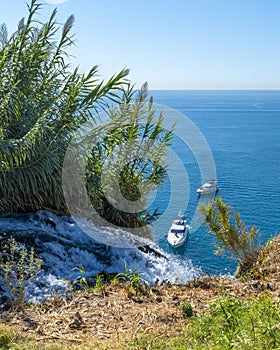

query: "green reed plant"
xmin=0 ymin=1 xmax=172 ymax=235
xmin=0 ymin=0 xmax=128 ymax=214
xmin=84 ymin=82 xmax=174 ymax=231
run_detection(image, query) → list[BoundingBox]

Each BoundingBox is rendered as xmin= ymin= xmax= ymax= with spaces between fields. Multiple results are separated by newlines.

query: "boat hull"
xmin=196 ymin=179 xmax=218 ymax=194
xmin=167 ymin=220 xmax=189 ymax=248
xmin=167 ymin=233 xmax=187 ymax=248
xmin=196 ymin=187 xmax=218 ymax=194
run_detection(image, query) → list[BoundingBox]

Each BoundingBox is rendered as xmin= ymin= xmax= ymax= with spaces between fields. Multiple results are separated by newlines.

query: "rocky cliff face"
xmin=248 ymin=233 xmax=280 ymax=290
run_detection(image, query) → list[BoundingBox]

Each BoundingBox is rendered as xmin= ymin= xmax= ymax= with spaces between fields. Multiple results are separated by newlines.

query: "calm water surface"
xmin=150 ymin=90 xmax=280 ymax=275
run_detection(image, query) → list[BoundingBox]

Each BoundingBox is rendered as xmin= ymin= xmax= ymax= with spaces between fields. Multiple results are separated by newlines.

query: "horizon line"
xmin=148 ymin=88 xmax=280 ymax=91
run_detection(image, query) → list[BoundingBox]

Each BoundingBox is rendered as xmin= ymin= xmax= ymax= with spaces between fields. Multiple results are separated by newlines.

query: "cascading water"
xmin=0 ymin=210 xmax=201 ymax=303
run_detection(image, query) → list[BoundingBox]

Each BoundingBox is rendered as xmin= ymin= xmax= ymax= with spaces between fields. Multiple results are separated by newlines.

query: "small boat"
xmin=196 ymin=179 xmax=218 ymax=194
xmin=167 ymin=213 xmax=190 ymax=248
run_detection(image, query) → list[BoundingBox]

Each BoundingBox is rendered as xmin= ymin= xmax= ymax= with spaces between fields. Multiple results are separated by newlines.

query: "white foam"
xmin=0 ymin=211 xmax=201 ymax=303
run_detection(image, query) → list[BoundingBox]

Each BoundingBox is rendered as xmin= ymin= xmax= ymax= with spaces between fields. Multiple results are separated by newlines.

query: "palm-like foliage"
xmin=0 ymin=0 xmax=128 ymax=213
xmin=84 ymin=83 xmax=174 ymax=229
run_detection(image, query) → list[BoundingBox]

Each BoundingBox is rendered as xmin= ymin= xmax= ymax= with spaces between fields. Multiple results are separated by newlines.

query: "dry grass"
xmin=248 ymin=234 xmax=280 ymax=285
xmin=1 ymin=275 xmax=279 ymax=349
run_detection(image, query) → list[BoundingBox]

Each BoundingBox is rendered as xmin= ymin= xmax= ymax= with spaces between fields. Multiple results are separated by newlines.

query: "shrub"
xmin=0 ymin=326 xmax=15 ymax=348
xmin=200 ymin=197 xmax=261 ymax=277
xmin=0 ymin=237 xmax=42 ymax=310
xmin=179 ymin=302 xmax=193 ymax=317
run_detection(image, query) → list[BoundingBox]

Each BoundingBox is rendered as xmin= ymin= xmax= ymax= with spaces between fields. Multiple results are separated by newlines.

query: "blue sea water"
xmin=149 ymin=90 xmax=280 ymax=275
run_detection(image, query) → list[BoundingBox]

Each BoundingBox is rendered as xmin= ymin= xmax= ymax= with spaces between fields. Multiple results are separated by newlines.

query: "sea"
xmin=149 ymin=90 xmax=280 ymax=275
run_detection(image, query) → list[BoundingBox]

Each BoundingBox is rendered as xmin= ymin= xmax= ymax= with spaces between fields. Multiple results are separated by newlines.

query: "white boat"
xmin=196 ymin=179 xmax=218 ymax=194
xmin=167 ymin=214 xmax=190 ymax=248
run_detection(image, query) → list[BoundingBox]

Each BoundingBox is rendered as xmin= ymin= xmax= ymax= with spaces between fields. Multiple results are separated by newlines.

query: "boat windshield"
xmin=171 ymin=229 xmax=184 ymax=234
xmin=174 ymin=220 xmax=185 ymax=225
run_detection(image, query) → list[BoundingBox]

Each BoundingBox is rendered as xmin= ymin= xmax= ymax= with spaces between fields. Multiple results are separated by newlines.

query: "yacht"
xmin=196 ymin=179 xmax=218 ymax=194
xmin=167 ymin=214 xmax=190 ymax=248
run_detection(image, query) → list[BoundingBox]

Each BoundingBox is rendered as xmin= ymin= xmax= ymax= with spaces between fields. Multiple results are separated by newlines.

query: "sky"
xmin=1 ymin=0 xmax=280 ymax=90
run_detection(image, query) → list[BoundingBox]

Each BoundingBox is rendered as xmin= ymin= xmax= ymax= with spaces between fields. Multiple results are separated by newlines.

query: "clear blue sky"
xmin=1 ymin=0 xmax=280 ymax=89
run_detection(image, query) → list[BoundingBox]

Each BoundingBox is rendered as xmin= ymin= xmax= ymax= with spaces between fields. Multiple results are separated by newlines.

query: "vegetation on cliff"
xmin=0 ymin=0 xmax=171 ymax=230
xmin=200 ymin=197 xmax=261 ymax=278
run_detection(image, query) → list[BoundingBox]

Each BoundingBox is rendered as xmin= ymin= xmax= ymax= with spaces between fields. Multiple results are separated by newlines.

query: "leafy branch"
xmin=200 ymin=197 xmax=261 ymax=277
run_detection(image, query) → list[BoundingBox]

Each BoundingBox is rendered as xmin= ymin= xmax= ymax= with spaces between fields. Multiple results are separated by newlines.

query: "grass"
xmin=71 ymin=262 xmax=147 ymax=299
xmin=1 ymin=295 xmax=279 ymax=349
xmin=128 ymin=296 xmax=280 ymax=350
